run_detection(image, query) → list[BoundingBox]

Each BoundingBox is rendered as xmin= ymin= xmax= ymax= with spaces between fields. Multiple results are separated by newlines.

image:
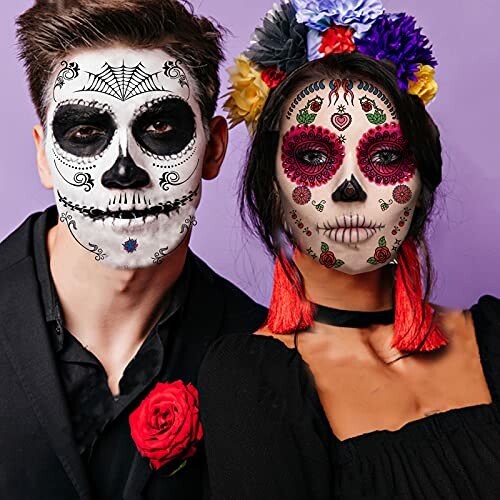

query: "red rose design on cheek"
xmin=129 ymin=380 xmax=203 ymax=471
xmin=319 ymin=242 xmax=344 ymax=269
xmin=367 ymin=237 xmax=392 ymax=265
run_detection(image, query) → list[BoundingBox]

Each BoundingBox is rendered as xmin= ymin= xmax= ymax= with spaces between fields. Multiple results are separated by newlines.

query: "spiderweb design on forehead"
xmin=76 ymin=62 xmax=168 ymax=101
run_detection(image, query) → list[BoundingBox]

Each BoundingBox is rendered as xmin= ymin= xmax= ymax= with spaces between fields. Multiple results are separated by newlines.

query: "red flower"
xmin=319 ymin=250 xmax=337 ymax=268
xmin=310 ymin=100 xmax=322 ymax=112
xmin=319 ymin=25 xmax=356 ymax=56
xmin=129 ymin=380 xmax=203 ymax=470
xmin=361 ymin=101 xmax=373 ymax=112
xmin=374 ymin=246 xmax=391 ymax=263
xmin=261 ymin=66 xmax=287 ymax=89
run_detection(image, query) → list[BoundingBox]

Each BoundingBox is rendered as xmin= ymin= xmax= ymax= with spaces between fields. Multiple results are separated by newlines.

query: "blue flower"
xmin=290 ymin=0 xmax=385 ymax=35
xmin=123 ymin=238 xmax=139 ymax=253
xmin=357 ymin=13 xmax=437 ymax=90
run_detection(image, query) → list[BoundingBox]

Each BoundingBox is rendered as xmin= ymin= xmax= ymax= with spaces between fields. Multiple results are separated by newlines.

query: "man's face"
xmin=44 ymin=47 xmax=207 ymax=268
xmin=277 ymin=78 xmax=421 ymax=275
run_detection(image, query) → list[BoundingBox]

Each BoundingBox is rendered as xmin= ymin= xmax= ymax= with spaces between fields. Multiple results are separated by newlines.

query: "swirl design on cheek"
xmin=356 ymin=122 xmax=416 ymax=185
xmin=281 ymin=125 xmax=345 ymax=188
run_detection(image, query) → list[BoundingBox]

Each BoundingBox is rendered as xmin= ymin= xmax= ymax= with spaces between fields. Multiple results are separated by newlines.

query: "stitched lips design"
xmin=331 ymin=113 xmax=352 ymax=131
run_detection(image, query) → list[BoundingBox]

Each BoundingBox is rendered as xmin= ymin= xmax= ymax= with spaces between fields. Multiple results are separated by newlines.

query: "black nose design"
xmin=332 ymin=175 xmax=367 ymax=202
xmin=101 ymin=154 xmax=150 ymax=190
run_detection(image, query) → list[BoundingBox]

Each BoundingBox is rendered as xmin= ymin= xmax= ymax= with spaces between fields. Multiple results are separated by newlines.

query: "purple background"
xmin=1 ymin=0 xmax=499 ymax=308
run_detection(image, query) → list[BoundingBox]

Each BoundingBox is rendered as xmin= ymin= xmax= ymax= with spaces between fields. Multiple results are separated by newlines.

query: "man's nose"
xmin=332 ymin=175 xmax=367 ymax=202
xmin=101 ymin=153 xmax=150 ymax=190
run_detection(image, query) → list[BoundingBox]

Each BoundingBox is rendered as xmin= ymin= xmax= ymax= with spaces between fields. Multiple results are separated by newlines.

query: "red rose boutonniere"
xmin=129 ymin=380 xmax=203 ymax=472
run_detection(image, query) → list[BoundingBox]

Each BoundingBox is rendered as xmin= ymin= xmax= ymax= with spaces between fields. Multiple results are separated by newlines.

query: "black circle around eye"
xmin=132 ymin=98 xmax=196 ymax=156
xmin=52 ymin=104 xmax=116 ymax=158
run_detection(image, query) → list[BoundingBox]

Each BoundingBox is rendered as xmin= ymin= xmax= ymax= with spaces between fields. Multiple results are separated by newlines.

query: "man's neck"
xmin=47 ymin=222 xmax=189 ymax=392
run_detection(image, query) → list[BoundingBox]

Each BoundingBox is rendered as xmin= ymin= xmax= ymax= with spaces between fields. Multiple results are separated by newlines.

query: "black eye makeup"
xmin=132 ymin=97 xmax=196 ymax=157
xmin=52 ymin=103 xmax=116 ymax=158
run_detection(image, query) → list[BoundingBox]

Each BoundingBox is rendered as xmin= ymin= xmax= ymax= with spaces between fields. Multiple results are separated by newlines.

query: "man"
xmin=0 ymin=1 xmax=266 ymax=499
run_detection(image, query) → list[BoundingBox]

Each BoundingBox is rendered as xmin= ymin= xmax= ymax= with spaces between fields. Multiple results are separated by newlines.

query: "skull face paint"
xmin=277 ymin=79 xmax=421 ymax=275
xmin=46 ymin=47 xmax=207 ymax=268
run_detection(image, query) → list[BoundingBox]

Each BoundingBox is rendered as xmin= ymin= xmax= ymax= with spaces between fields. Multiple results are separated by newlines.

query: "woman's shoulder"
xmin=199 ymin=331 xmax=300 ymax=387
xmin=433 ymin=295 xmax=500 ymax=347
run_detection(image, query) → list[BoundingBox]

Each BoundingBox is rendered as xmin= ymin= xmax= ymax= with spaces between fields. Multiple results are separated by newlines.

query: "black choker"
xmin=313 ymin=304 xmax=394 ymax=329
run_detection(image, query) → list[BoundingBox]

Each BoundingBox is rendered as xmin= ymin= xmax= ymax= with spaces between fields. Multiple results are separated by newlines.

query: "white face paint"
xmin=277 ymin=78 xmax=421 ymax=275
xmin=46 ymin=47 xmax=207 ymax=268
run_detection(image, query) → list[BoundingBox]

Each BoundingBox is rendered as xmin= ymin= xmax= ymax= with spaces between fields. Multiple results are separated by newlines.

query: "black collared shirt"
xmin=33 ymin=210 xmax=192 ymax=499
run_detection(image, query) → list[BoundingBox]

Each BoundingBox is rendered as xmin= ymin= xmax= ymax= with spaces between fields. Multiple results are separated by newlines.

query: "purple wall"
xmin=1 ymin=0 xmax=499 ymax=308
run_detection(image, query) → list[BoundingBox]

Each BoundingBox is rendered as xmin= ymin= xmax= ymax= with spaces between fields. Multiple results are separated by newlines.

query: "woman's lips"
xmin=317 ymin=215 xmax=385 ymax=244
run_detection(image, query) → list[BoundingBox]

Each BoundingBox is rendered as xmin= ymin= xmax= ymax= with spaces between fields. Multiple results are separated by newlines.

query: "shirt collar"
xmin=33 ymin=206 xmax=192 ymax=352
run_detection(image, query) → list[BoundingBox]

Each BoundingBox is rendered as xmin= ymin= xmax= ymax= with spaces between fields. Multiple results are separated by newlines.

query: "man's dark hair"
xmin=16 ymin=0 xmax=225 ymax=126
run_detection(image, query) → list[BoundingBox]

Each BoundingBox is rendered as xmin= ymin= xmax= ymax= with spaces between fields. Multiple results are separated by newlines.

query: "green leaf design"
xmin=378 ymin=236 xmax=387 ymax=247
xmin=321 ymin=242 xmax=329 ymax=253
xmin=366 ymin=110 xmax=387 ymax=125
xmin=297 ymin=109 xmax=316 ymax=124
xmin=367 ymin=257 xmax=378 ymax=265
xmin=334 ymin=260 xmax=345 ymax=268
xmin=167 ymin=460 xmax=188 ymax=478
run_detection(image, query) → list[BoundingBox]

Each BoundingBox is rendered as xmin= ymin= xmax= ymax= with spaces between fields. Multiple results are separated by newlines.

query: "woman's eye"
xmin=67 ymin=126 xmax=106 ymax=143
xmin=297 ymin=150 xmax=328 ymax=166
xmin=146 ymin=121 xmax=173 ymax=134
xmin=370 ymin=149 xmax=401 ymax=165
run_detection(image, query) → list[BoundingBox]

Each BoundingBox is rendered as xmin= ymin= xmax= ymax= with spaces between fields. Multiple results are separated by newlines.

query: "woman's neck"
xmin=295 ymin=250 xmax=394 ymax=312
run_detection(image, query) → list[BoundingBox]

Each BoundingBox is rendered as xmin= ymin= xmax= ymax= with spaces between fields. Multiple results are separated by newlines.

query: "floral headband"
xmin=224 ymin=0 xmax=438 ymax=133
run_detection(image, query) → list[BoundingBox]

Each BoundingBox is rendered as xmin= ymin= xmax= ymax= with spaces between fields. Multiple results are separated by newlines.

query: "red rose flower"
xmin=319 ymin=250 xmax=337 ymax=268
xmin=310 ymin=100 xmax=322 ymax=112
xmin=129 ymin=380 xmax=203 ymax=470
xmin=374 ymin=246 xmax=391 ymax=263
xmin=319 ymin=25 xmax=356 ymax=56
xmin=261 ymin=66 xmax=287 ymax=89
xmin=361 ymin=101 xmax=373 ymax=112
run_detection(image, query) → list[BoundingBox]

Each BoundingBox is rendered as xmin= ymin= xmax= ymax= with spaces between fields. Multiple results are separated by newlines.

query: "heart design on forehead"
xmin=331 ymin=113 xmax=353 ymax=131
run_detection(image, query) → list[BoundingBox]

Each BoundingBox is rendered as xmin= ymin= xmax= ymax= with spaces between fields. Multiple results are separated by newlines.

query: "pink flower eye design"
xmin=281 ymin=124 xmax=345 ymax=188
xmin=356 ymin=122 xmax=416 ymax=185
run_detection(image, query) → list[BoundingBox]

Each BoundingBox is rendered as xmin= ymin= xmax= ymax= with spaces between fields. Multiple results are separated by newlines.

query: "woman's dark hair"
xmin=241 ymin=52 xmax=442 ymax=301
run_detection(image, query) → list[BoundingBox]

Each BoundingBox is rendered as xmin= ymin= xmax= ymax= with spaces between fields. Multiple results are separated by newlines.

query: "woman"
xmin=199 ymin=1 xmax=500 ymax=498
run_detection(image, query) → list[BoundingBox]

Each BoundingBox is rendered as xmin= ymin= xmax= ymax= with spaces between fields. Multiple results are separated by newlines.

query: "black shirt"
xmin=25 ymin=207 xmax=267 ymax=500
xmin=199 ymin=296 xmax=500 ymax=500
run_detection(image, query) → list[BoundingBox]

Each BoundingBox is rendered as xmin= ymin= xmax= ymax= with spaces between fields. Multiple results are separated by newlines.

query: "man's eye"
xmin=146 ymin=121 xmax=173 ymax=134
xmin=370 ymin=149 xmax=401 ymax=165
xmin=297 ymin=150 xmax=328 ymax=166
xmin=67 ymin=126 xmax=106 ymax=142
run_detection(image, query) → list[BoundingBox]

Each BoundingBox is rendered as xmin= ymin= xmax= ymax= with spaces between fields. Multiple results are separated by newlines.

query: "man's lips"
xmin=57 ymin=185 xmax=200 ymax=221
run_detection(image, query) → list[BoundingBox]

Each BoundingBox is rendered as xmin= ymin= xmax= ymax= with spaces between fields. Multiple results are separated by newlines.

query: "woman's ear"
xmin=202 ymin=116 xmax=228 ymax=180
xmin=33 ymin=125 xmax=54 ymax=189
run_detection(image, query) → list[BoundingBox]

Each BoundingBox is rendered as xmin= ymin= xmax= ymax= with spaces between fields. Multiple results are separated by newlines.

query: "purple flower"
xmin=357 ymin=13 xmax=437 ymax=90
xmin=290 ymin=0 xmax=385 ymax=35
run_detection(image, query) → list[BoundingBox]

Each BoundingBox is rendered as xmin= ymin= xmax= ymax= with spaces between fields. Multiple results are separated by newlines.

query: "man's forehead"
xmin=49 ymin=46 xmax=194 ymax=113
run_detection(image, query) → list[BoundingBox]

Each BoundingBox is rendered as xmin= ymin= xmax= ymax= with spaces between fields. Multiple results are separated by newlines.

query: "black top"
xmin=0 ymin=207 xmax=267 ymax=500
xmin=199 ymin=296 xmax=500 ymax=500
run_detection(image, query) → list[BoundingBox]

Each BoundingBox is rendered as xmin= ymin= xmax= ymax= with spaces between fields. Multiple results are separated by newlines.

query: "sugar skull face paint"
xmin=46 ymin=47 xmax=207 ymax=268
xmin=277 ymin=78 xmax=421 ymax=275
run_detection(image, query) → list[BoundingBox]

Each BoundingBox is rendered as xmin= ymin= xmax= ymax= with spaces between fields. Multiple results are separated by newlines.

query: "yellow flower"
xmin=223 ymin=55 xmax=270 ymax=134
xmin=408 ymin=65 xmax=438 ymax=105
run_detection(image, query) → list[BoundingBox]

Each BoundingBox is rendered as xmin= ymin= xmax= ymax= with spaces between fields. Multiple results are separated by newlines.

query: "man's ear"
xmin=33 ymin=125 xmax=54 ymax=189
xmin=202 ymin=116 xmax=228 ymax=180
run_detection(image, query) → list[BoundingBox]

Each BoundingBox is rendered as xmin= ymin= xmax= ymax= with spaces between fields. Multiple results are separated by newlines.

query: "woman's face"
xmin=276 ymin=77 xmax=422 ymax=275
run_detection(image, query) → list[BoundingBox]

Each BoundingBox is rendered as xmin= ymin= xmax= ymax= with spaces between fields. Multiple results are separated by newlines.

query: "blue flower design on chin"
xmin=123 ymin=238 xmax=139 ymax=253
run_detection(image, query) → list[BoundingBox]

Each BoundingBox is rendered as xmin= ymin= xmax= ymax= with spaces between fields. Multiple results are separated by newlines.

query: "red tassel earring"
xmin=392 ymin=239 xmax=447 ymax=352
xmin=264 ymin=251 xmax=314 ymax=335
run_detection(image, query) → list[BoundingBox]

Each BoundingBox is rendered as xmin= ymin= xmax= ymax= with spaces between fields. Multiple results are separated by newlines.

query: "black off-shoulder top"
xmin=199 ymin=296 xmax=500 ymax=500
